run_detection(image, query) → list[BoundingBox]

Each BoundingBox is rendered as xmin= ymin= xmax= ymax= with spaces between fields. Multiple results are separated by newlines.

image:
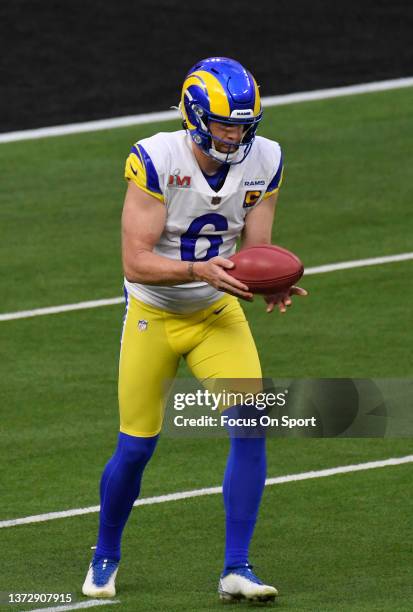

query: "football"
xmin=227 ymin=245 xmax=304 ymax=294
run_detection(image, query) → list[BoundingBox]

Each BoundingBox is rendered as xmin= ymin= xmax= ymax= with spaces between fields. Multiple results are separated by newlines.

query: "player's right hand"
xmin=193 ymin=257 xmax=253 ymax=301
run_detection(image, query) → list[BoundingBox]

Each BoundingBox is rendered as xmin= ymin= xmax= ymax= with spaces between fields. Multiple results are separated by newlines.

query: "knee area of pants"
xmin=118 ymin=433 xmax=158 ymax=467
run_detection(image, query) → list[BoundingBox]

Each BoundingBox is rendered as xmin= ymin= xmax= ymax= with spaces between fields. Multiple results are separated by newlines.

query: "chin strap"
xmin=208 ymin=142 xmax=240 ymax=163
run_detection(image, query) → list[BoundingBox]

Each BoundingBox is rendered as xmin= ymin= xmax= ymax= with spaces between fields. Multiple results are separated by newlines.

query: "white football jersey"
xmin=124 ymin=130 xmax=283 ymax=313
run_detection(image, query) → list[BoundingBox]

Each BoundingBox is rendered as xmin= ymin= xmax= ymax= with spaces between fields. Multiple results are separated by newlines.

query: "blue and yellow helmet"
xmin=180 ymin=57 xmax=263 ymax=164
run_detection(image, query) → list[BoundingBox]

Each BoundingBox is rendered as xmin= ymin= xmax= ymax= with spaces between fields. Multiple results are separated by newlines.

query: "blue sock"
xmin=94 ymin=432 xmax=158 ymax=562
xmin=223 ymin=436 xmax=266 ymax=570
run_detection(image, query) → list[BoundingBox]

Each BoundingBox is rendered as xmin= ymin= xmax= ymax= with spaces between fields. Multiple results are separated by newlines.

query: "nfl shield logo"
xmin=138 ymin=319 xmax=148 ymax=332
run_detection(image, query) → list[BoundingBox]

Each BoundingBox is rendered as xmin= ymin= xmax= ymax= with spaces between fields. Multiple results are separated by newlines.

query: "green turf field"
xmin=1 ymin=87 xmax=412 ymax=611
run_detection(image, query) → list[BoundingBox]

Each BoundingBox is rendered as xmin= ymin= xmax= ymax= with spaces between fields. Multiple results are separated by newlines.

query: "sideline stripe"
xmin=1 ymin=252 xmax=412 ymax=322
xmin=303 ymin=252 xmax=413 ymax=275
xmin=24 ymin=600 xmax=120 ymax=612
xmin=0 ymin=297 xmax=124 ymax=322
xmin=1 ymin=455 xmax=412 ymax=529
xmin=261 ymin=76 xmax=413 ymax=107
xmin=1 ymin=76 xmax=412 ymax=143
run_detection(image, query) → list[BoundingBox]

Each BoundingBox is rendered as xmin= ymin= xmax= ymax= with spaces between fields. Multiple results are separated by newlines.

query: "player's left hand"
xmin=264 ymin=286 xmax=308 ymax=314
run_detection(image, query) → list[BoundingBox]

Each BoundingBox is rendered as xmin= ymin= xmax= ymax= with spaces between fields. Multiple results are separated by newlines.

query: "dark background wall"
xmin=1 ymin=0 xmax=412 ymax=132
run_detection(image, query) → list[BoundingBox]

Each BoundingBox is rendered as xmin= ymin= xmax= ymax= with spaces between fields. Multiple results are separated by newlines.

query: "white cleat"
xmin=82 ymin=557 xmax=119 ymax=598
xmin=218 ymin=565 xmax=278 ymax=602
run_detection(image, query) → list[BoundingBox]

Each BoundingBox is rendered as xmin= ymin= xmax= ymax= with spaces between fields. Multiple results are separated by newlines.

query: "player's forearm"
xmin=123 ymin=249 xmax=195 ymax=285
xmin=240 ymin=233 xmax=272 ymax=249
xmin=240 ymin=193 xmax=278 ymax=249
xmin=240 ymin=214 xmax=274 ymax=248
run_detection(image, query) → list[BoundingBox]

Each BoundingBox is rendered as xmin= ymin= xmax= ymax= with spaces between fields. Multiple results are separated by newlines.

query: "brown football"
xmin=227 ymin=245 xmax=304 ymax=294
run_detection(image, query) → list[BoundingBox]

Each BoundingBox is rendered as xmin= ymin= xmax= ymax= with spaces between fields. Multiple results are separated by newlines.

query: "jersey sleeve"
xmin=124 ymin=143 xmax=164 ymax=203
xmin=263 ymin=150 xmax=284 ymax=199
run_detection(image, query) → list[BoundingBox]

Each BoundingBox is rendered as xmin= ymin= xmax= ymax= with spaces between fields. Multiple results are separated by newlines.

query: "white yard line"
xmin=23 ymin=600 xmax=120 ymax=612
xmin=304 ymin=252 xmax=413 ymax=275
xmin=1 ymin=77 xmax=412 ymax=143
xmin=1 ymin=252 xmax=412 ymax=322
xmin=1 ymin=455 xmax=412 ymax=529
xmin=0 ymin=297 xmax=124 ymax=321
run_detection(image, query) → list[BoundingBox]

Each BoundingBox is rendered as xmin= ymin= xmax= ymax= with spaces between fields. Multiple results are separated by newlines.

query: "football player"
xmin=82 ymin=56 xmax=307 ymax=603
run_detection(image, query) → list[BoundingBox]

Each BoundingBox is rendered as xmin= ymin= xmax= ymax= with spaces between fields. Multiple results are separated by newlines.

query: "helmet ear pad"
xmin=183 ymin=96 xmax=212 ymax=150
xmin=183 ymin=96 xmax=208 ymax=132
